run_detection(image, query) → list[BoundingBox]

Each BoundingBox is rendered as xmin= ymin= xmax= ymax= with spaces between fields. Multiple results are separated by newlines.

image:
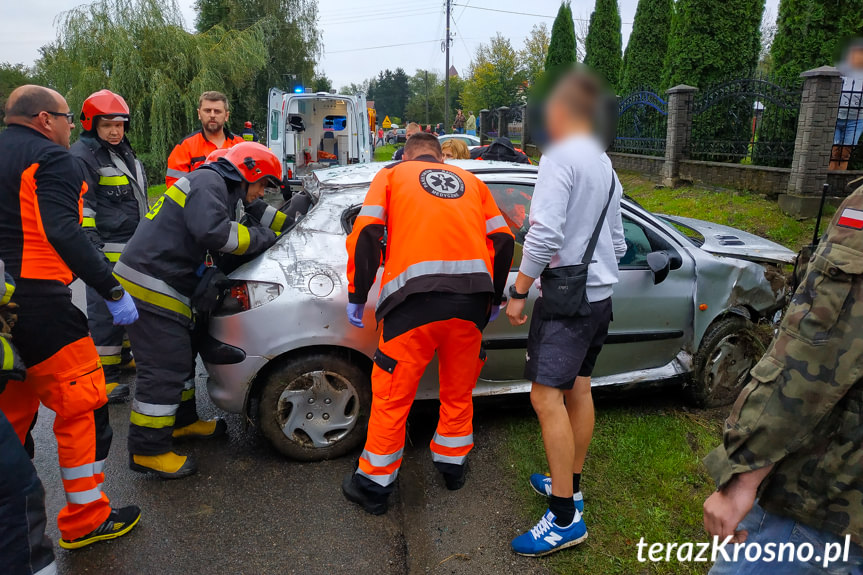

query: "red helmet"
xmin=244 ymin=121 xmax=253 ymax=128
xmin=204 ymin=148 xmax=230 ymax=164
xmin=222 ymin=142 xmax=283 ymax=184
xmin=80 ymin=89 xmax=130 ymax=132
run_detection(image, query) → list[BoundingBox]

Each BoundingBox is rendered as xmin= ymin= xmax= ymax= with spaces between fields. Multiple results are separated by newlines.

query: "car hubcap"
xmin=276 ymin=370 xmax=359 ymax=448
xmin=704 ymin=332 xmax=761 ymax=404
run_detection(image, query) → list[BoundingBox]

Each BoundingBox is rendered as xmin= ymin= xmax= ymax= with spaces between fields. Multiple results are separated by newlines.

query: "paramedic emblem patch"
xmin=419 ymin=169 xmax=465 ymax=199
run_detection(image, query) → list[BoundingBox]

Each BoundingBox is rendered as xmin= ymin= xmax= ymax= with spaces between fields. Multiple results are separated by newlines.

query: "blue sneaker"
xmin=511 ymin=509 xmax=588 ymax=557
xmin=528 ymin=474 xmax=584 ymax=513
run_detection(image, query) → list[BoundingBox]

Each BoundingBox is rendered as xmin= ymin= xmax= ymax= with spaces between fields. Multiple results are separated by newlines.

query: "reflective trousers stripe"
xmin=356 ymin=467 xmax=399 ymax=487
xmin=485 ymin=214 xmax=507 ymax=233
xmin=361 ymin=448 xmax=403 ymax=468
xmin=130 ymin=411 xmax=176 ymax=429
xmin=431 ymin=453 xmax=468 ymax=465
xmin=96 ymin=345 xmax=123 ymax=355
xmin=0 ymin=282 xmax=13 ymax=305
xmin=65 ymin=486 xmax=102 ymax=505
xmin=131 ymin=400 xmax=179 ymax=429
xmin=82 ymin=207 xmax=97 ymax=218
xmin=378 ymin=259 xmax=491 ymax=306
xmin=133 ymin=400 xmax=179 ymax=417
xmin=99 ymin=175 xmax=129 ymax=186
xmin=431 ymin=432 xmax=474 ymax=449
xmin=103 ymin=242 xmax=126 ymax=252
xmin=60 ymin=459 xmax=104 ymax=481
xmin=114 ymin=261 xmax=192 ymax=319
xmin=221 ymin=222 xmax=251 ymax=255
xmin=0 ymin=337 xmax=13 ymax=370
xmin=181 ymin=388 xmax=195 ymax=402
xmin=34 ymin=561 xmax=57 ymax=575
xmin=82 ymin=217 xmax=96 ymax=228
xmin=100 ymin=355 xmax=121 ymax=365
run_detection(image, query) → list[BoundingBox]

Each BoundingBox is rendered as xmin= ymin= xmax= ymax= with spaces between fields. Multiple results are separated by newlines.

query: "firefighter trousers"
xmin=355 ymin=317 xmax=486 ymax=496
xmin=0 ymin=407 xmax=55 ymax=575
xmin=86 ymin=264 xmax=130 ymax=386
xmin=125 ymin=307 xmax=200 ymax=456
xmin=0 ymin=293 xmax=112 ymax=541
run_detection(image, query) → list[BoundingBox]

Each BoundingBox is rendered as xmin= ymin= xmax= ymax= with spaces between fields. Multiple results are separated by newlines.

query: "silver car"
xmin=200 ymin=161 xmax=795 ymax=461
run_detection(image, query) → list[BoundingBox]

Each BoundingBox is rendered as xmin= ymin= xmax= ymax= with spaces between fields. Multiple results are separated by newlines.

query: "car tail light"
xmin=218 ymin=281 xmax=283 ymax=315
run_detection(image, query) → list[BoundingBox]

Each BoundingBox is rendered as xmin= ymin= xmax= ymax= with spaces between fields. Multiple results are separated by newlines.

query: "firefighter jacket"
xmin=705 ymin=184 xmax=863 ymax=545
xmin=0 ymin=259 xmax=26 ymax=392
xmin=115 ymin=165 xmax=277 ymax=326
xmin=346 ymin=155 xmax=514 ymax=322
xmin=165 ymin=128 xmax=244 ymax=187
xmin=0 ymin=124 xmax=120 ymax=300
xmin=70 ymin=134 xmax=148 ymax=263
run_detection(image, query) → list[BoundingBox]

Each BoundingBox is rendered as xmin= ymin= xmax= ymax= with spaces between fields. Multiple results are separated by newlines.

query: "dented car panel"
xmin=203 ymin=162 xmax=796 ymax=415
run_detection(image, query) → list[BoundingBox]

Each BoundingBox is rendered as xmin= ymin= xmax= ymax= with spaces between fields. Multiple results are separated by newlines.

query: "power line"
xmin=325 ymin=39 xmax=442 ymax=54
xmin=451 ymin=4 xmax=632 ymax=25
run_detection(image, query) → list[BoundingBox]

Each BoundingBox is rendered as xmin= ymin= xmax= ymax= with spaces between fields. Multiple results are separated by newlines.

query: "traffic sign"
xmin=382 ymin=116 xmax=392 ymax=129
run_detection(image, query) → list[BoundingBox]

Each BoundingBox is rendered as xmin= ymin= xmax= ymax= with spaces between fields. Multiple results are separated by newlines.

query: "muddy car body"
xmin=200 ymin=161 xmax=795 ymax=461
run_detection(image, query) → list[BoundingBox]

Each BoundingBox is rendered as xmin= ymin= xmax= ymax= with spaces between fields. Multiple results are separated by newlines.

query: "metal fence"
xmin=831 ymin=77 xmax=863 ymax=170
xmin=612 ymin=89 xmax=668 ymax=157
xmin=689 ymin=76 xmax=802 ymax=168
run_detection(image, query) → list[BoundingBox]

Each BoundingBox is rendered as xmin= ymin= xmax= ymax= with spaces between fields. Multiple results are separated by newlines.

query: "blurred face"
xmin=96 ymin=119 xmax=125 ymax=145
xmin=198 ymin=99 xmax=229 ymax=135
xmin=850 ymin=47 xmax=863 ymax=69
xmin=406 ymin=125 xmax=421 ymax=139
xmin=544 ymin=97 xmax=568 ymax=143
xmin=245 ymin=180 xmax=267 ymax=204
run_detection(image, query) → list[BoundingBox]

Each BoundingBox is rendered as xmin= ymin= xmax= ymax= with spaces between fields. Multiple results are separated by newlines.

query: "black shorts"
xmin=524 ymin=297 xmax=613 ymax=390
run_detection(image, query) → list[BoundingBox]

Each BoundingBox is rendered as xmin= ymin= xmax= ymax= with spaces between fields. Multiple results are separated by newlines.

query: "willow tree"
xmin=37 ymin=0 xmax=269 ymax=179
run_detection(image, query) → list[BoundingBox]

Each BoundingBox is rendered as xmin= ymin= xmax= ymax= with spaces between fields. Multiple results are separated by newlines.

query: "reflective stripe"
xmin=485 ymin=215 xmax=507 ymax=233
xmin=34 ymin=560 xmax=57 ymax=575
xmin=358 ymin=205 xmax=387 ymax=222
xmin=96 ymin=345 xmax=123 ymax=356
xmin=165 ymin=186 xmax=187 ymax=208
xmin=82 ymin=207 xmax=97 ymax=218
xmin=99 ymin=175 xmax=129 ymax=186
xmin=0 ymin=338 xmax=13 ymax=371
xmin=260 ymin=206 xmax=277 ymax=229
xmin=378 ymin=259 xmax=490 ymax=306
xmin=100 ymin=355 xmax=122 ymax=365
xmin=105 ymin=252 xmax=121 ymax=262
xmin=432 ymin=432 xmax=474 ymax=449
xmin=66 ymin=487 xmax=102 ymax=505
xmin=93 ymin=459 xmax=105 ymax=474
xmin=114 ymin=261 xmax=192 ymax=319
xmin=60 ymin=462 xmax=96 ymax=481
xmin=82 ymin=217 xmax=96 ymax=228
xmin=270 ymin=210 xmax=287 ymax=232
xmin=183 ymin=378 xmax=195 ymax=390
xmin=132 ymin=400 xmax=178 ymax=417
xmin=221 ymin=222 xmax=251 ymax=255
xmin=356 ymin=467 xmax=399 ymax=487
xmin=166 ymin=168 xmax=188 ymax=180
xmin=103 ymin=242 xmax=126 ymax=253
xmin=181 ymin=388 xmax=195 ymax=402
xmin=431 ymin=453 xmax=468 ymax=465
xmin=129 ymin=412 xmax=175 ymax=429
xmin=0 ymin=283 xmax=13 ymax=305
xmin=361 ymin=448 xmax=404 ymax=468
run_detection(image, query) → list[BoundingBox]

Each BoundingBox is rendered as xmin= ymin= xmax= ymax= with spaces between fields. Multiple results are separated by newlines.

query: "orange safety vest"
xmin=165 ymin=128 xmax=244 ymax=187
xmin=347 ymin=157 xmax=514 ymax=321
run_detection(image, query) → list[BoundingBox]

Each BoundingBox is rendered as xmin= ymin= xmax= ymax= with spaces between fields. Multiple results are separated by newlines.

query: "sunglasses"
xmin=33 ymin=111 xmax=75 ymax=123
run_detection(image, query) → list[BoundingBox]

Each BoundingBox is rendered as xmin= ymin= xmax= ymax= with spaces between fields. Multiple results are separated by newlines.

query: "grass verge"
xmin=374 ymin=144 xmax=398 ymax=162
xmin=148 ymin=184 xmax=166 ymax=201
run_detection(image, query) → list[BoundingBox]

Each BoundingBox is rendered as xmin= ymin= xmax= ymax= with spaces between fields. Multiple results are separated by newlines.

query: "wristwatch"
xmin=108 ymin=285 xmax=126 ymax=302
xmin=508 ymin=284 xmax=529 ymax=300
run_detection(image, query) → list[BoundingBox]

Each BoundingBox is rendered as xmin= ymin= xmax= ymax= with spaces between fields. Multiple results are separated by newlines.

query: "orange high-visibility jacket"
xmin=347 ymin=156 xmax=514 ymax=321
xmin=165 ymin=128 xmax=244 ymax=187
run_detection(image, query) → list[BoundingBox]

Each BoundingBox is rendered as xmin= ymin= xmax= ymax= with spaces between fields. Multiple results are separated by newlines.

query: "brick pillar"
xmin=497 ymin=106 xmax=510 ymax=139
xmin=479 ymin=109 xmax=490 ymax=145
xmin=521 ymin=105 xmax=531 ymax=147
xmin=661 ymin=85 xmax=698 ymax=188
xmin=780 ymin=66 xmax=843 ymax=217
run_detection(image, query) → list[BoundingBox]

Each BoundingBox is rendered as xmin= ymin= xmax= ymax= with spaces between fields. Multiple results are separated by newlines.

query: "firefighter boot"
xmin=342 ymin=472 xmax=389 ymax=515
xmin=172 ymin=418 xmax=228 ymax=440
xmin=58 ymin=505 xmax=142 ymax=550
xmin=129 ymin=452 xmax=197 ymax=480
xmin=105 ymin=382 xmax=131 ymax=403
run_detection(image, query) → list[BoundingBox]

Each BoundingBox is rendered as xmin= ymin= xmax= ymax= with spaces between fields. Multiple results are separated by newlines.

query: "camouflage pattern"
xmin=705 ymin=185 xmax=863 ymax=545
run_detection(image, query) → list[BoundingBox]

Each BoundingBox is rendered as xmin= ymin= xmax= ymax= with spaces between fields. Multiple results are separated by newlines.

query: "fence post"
xmin=661 ymin=85 xmax=698 ymax=188
xmin=479 ymin=109 xmax=490 ymax=145
xmin=497 ymin=106 xmax=510 ymax=139
xmin=779 ymin=66 xmax=843 ymax=217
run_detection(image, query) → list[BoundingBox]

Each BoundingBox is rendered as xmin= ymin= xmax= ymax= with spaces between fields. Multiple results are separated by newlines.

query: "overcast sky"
xmin=1 ymin=0 xmax=780 ymax=89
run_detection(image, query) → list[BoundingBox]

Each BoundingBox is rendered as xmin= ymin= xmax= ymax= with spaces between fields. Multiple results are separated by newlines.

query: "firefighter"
xmin=342 ymin=133 xmax=514 ymax=514
xmin=70 ymin=89 xmax=148 ymax=403
xmin=0 ymin=84 xmax=140 ymax=549
xmin=117 ymin=142 xmax=285 ymax=479
xmin=242 ymin=121 xmax=256 ymax=142
xmin=165 ymin=91 xmax=244 ymax=187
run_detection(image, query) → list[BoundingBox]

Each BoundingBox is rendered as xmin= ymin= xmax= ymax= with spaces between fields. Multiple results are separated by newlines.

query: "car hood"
xmin=667 ymin=216 xmax=797 ymax=264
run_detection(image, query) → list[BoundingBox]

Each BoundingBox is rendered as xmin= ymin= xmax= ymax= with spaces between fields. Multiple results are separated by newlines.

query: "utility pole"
xmin=425 ymin=70 xmax=430 ymax=125
xmin=444 ymin=0 xmax=452 ymax=133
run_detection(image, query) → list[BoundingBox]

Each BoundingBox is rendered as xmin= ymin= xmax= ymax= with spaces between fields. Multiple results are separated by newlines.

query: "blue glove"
xmin=346 ymin=302 xmax=365 ymax=328
xmin=489 ymin=304 xmax=501 ymax=323
xmin=105 ymin=291 xmax=139 ymax=326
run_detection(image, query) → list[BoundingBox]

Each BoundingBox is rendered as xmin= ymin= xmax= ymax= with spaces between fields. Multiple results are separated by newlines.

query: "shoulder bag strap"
xmin=581 ymin=171 xmax=618 ymax=266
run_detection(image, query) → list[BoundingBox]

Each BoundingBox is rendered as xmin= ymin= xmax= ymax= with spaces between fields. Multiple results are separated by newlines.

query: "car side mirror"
xmin=647 ymin=251 xmax=671 ymax=285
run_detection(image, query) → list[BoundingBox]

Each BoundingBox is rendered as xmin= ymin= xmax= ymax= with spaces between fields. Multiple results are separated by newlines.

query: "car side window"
xmin=620 ymin=216 xmax=652 ymax=268
xmin=484 ymin=182 xmax=533 ymax=269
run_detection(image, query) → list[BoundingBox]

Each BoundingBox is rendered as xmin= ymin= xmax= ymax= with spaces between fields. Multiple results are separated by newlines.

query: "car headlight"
xmin=217 ymin=281 xmax=283 ymax=315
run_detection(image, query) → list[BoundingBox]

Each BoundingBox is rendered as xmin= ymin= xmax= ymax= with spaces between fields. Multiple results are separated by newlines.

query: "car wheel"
xmin=688 ymin=316 xmax=765 ymax=408
xmin=259 ymin=353 xmax=370 ymax=461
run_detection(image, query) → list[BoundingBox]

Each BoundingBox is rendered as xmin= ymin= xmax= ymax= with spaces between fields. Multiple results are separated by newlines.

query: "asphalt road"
xmin=31 ymin=366 xmax=550 ymax=575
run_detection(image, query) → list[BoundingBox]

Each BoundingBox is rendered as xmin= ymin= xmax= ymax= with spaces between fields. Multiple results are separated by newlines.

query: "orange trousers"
xmin=0 ymin=337 xmax=111 ymax=541
xmin=357 ymin=318 xmax=485 ymax=491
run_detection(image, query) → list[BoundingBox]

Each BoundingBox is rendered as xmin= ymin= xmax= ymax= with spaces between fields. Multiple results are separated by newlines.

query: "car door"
xmin=267 ymin=88 xmax=286 ymax=170
xmin=477 ymin=179 xmax=695 ymax=383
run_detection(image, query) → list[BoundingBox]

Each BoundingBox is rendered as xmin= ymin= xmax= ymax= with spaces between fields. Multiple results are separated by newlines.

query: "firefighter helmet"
xmin=204 ymin=148 xmax=230 ymax=164
xmin=80 ymin=89 xmax=130 ymax=132
xmin=222 ymin=142 xmax=283 ymax=184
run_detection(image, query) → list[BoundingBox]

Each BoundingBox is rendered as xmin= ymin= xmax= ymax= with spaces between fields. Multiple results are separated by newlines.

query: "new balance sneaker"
xmin=528 ymin=473 xmax=584 ymax=513
xmin=58 ymin=505 xmax=141 ymax=550
xmin=511 ymin=509 xmax=587 ymax=557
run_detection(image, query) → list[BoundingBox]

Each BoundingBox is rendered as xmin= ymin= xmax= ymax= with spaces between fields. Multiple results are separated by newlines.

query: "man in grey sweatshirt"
xmin=506 ymin=70 xmax=626 ymax=557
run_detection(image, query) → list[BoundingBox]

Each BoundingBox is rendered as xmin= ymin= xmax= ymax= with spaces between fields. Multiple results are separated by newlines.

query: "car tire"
xmin=688 ymin=316 xmax=765 ymax=408
xmin=259 ymin=353 xmax=371 ymax=461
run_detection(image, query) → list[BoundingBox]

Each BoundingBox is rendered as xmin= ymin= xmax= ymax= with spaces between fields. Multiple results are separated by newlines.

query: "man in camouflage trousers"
xmin=703 ymin=185 xmax=863 ymax=574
